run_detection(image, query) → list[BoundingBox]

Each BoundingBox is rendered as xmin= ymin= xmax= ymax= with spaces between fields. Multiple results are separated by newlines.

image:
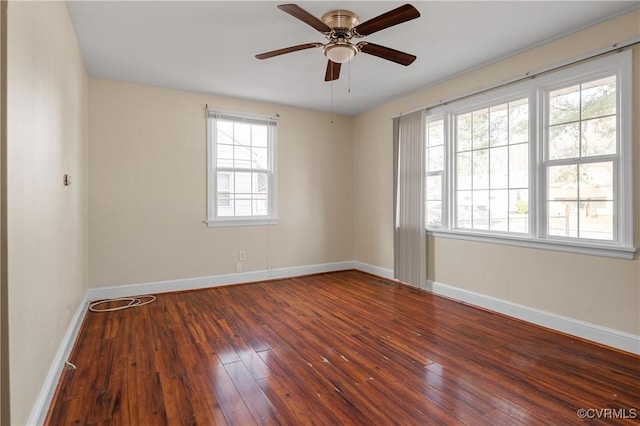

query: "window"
xmin=455 ymin=99 xmax=529 ymax=233
xmin=425 ymin=51 xmax=634 ymax=259
xmin=425 ymin=118 xmax=444 ymax=227
xmin=207 ymin=110 xmax=278 ymax=227
xmin=544 ymin=76 xmax=616 ymax=241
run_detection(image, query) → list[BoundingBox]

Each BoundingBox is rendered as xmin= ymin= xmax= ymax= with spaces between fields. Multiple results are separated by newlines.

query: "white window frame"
xmin=426 ymin=51 xmax=635 ymax=259
xmin=449 ymin=88 xmax=534 ymax=235
xmin=425 ymin=113 xmax=446 ymax=228
xmin=206 ymin=110 xmax=278 ymax=227
xmin=538 ymin=55 xmax=633 ymax=248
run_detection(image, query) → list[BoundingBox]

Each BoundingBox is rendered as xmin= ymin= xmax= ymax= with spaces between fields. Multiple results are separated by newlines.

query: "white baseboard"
xmin=87 ymin=261 xmax=355 ymax=301
xmin=27 ymin=293 xmax=90 ymax=426
xmin=351 ymin=261 xmax=394 ymax=279
xmin=428 ymin=280 xmax=640 ymax=355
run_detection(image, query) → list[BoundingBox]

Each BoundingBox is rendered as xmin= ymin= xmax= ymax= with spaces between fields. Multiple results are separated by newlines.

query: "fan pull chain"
xmin=348 ymin=61 xmax=351 ymax=94
xmin=330 ymin=79 xmax=334 ymax=124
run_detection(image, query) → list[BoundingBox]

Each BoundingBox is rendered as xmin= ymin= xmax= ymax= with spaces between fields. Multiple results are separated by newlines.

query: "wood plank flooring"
xmin=46 ymin=270 xmax=640 ymax=425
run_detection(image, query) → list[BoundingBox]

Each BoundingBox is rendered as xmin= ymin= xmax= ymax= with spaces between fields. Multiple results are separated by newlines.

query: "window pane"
xmin=217 ymin=173 xmax=231 ymax=191
xmin=217 ymin=171 xmax=234 ymax=216
xmin=253 ymin=147 xmax=269 ymax=169
xmin=472 ymin=149 xmax=489 ymax=189
xmin=549 ymin=85 xmax=580 ymax=125
xmin=547 ymin=164 xmax=579 ymax=238
xmin=253 ymin=193 xmax=268 ymax=216
xmin=457 ymin=152 xmax=472 ymax=190
xmin=217 ymin=120 xmax=233 ymax=144
xmin=490 ymin=104 xmax=508 ymax=147
xmin=548 ymin=165 xmax=577 ymax=201
xmin=472 ymin=190 xmax=490 ymax=229
xmin=581 ymin=201 xmax=613 ymax=240
xmin=547 ymin=162 xmax=613 ymax=240
xmin=548 ymin=123 xmax=580 ymax=160
xmin=457 ymin=190 xmax=472 ymax=229
xmin=548 ymin=201 xmax=578 ymax=237
xmin=472 ymin=109 xmax=489 ymax=149
xmin=216 ymin=144 xmax=233 ymax=167
xmin=426 ymin=119 xmax=444 ymax=176
xmin=235 ymin=172 xmax=252 ymax=194
xmin=427 ymin=146 xmax=443 ymax=171
xmin=509 ymin=143 xmax=528 ymax=188
xmin=579 ymin=162 xmax=613 ymax=201
xmin=426 ymin=201 xmax=442 ymax=227
xmin=582 ymin=76 xmax=616 ymax=119
xmin=426 ymin=175 xmax=442 ymax=201
xmin=234 ymin=122 xmax=251 ymax=147
xmin=234 ymin=198 xmax=252 ymax=216
xmin=509 ymin=99 xmax=529 ymax=144
xmin=490 ymin=146 xmax=508 ymax=189
xmin=427 ymin=120 xmax=443 ymax=147
xmin=234 ymin=145 xmax=251 ymax=168
xmin=252 ymin=124 xmax=268 ymax=147
xmin=426 ymin=171 xmax=442 ymax=226
xmin=579 ymin=161 xmax=614 ymax=240
xmin=581 ymin=116 xmax=616 ymax=157
xmin=457 ymin=113 xmax=472 ymax=151
xmin=217 ymin=198 xmax=234 ymax=216
xmin=509 ymin=189 xmax=528 ymax=233
xmin=217 ymin=194 xmax=231 ymax=208
xmin=490 ymin=189 xmax=508 ymax=231
xmin=253 ymin=172 xmax=269 ymax=194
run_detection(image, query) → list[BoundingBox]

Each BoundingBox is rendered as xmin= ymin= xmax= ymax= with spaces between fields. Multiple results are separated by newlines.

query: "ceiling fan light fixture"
xmin=324 ymin=42 xmax=358 ymax=64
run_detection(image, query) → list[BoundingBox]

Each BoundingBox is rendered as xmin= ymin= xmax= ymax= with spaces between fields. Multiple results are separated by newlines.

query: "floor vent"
xmin=376 ymin=279 xmax=394 ymax=286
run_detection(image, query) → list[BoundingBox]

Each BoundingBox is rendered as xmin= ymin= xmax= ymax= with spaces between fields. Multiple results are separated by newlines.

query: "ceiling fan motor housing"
xmin=321 ymin=10 xmax=360 ymax=32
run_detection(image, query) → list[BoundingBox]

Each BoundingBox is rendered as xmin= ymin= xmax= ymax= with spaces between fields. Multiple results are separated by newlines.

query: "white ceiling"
xmin=66 ymin=1 xmax=639 ymax=115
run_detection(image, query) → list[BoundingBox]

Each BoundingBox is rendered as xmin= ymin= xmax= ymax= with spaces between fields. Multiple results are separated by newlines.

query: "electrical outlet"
xmin=239 ymin=250 xmax=246 ymax=261
xmin=236 ymin=261 xmax=244 ymax=273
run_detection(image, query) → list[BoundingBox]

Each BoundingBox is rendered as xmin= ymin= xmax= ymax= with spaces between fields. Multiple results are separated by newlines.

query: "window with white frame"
xmin=425 ymin=118 xmax=444 ymax=227
xmin=544 ymin=76 xmax=616 ymax=241
xmin=454 ymin=98 xmax=529 ymax=233
xmin=425 ymin=51 xmax=634 ymax=259
xmin=207 ymin=110 xmax=278 ymax=227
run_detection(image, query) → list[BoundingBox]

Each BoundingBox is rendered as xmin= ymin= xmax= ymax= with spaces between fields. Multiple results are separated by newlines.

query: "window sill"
xmin=426 ymin=229 xmax=637 ymax=260
xmin=206 ymin=217 xmax=279 ymax=228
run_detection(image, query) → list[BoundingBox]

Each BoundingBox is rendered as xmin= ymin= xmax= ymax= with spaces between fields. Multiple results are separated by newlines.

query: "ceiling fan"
xmin=255 ymin=3 xmax=421 ymax=81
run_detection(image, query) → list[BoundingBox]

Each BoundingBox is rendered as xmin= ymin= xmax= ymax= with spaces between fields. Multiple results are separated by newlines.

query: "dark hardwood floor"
xmin=46 ymin=270 xmax=640 ymax=425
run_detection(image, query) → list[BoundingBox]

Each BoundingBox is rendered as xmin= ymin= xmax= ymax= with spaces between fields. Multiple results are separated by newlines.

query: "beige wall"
xmin=89 ymin=79 xmax=353 ymax=287
xmin=7 ymin=1 xmax=89 ymax=424
xmin=353 ymin=10 xmax=640 ymax=335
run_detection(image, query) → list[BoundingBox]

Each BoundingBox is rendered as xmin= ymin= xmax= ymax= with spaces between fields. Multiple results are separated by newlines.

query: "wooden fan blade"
xmin=278 ymin=4 xmax=332 ymax=34
xmin=324 ymin=60 xmax=341 ymax=81
xmin=255 ymin=43 xmax=321 ymax=60
xmin=353 ymin=4 xmax=420 ymax=36
xmin=359 ymin=43 xmax=416 ymax=66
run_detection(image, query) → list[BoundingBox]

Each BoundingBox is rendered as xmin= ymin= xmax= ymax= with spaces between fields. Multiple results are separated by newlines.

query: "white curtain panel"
xmin=393 ymin=110 xmax=426 ymax=288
